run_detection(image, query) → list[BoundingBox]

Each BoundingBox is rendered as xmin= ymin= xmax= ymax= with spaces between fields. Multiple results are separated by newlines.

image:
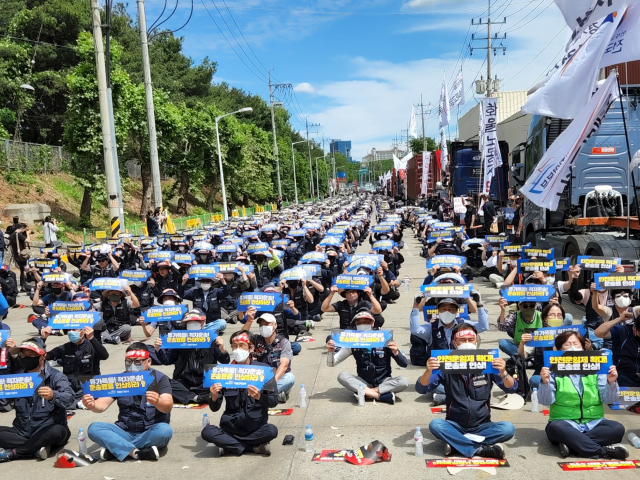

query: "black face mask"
xmin=108 ymin=294 xmax=121 ymax=303
xmin=288 ymin=280 xmax=299 ymax=289
xmin=52 ymin=287 xmax=63 ymax=296
xmin=20 ymin=355 xmax=41 ymax=371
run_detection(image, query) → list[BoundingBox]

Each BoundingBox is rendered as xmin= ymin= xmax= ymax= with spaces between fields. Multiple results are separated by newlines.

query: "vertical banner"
xmin=481 ymin=98 xmax=501 ymax=196
xmin=440 ymin=127 xmax=448 ymax=172
xmin=421 ymin=151 xmax=430 ymax=195
xmin=449 ymin=67 xmax=465 ymax=109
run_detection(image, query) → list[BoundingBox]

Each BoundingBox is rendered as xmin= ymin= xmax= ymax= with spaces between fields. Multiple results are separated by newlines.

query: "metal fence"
xmin=0 ymin=139 xmax=71 ymax=173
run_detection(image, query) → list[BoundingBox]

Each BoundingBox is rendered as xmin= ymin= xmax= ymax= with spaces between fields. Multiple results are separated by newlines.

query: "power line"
xmin=149 ymin=0 xmax=194 ymax=39
xmin=1 ymin=34 xmax=77 ymax=50
xmin=149 ymin=0 xmax=178 ymax=33
xmin=220 ymin=0 xmax=270 ymax=73
xmin=504 ymin=0 xmax=554 ymax=33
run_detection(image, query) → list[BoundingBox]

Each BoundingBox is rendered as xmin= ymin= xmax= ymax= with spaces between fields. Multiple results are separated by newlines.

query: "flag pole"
xmin=617 ymin=71 xmax=639 ymax=239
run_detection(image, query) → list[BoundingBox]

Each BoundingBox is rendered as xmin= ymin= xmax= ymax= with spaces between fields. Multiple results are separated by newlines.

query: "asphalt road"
xmin=1 ymin=231 xmax=640 ymax=479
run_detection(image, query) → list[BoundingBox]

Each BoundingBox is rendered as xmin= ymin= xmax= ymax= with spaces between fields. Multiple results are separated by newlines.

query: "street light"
xmin=215 ymin=107 xmax=253 ymax=220
xmin=291 ymin=140 xmax=310 ymax=204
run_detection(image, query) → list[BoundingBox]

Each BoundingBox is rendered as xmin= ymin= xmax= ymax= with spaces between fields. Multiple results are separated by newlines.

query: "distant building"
xmin=361 ymin=147 xmax=407 ymax=164
xmin=330 ymin=139 xmax=353 ymax=162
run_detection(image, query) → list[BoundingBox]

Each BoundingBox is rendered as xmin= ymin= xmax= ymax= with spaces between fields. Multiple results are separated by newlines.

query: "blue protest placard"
xmin=243 ymin=230 xmax=260 ymax=238
xmin=280 ymin=268 xmax=310 ymax=282
xmin=543 ymin=350 xmax=612 ymax=376
xmin=271 ymin=239 xmax=291 ymax=247
xmin=319 ymin=236 xmax=342 ymax=247
xmin=144 ymin=251 xmax=174 ymax=262
xmin=333 ymin=275 xmax=374 ymax=291
xmin=300 ymin=264 xmax=321 ymax=277
xmin=372 ymin=240 xmax=396 ymax=251
xmin=577 ymin=256 xmax=620 ymax=271
xmin=142 ymin=305 xmax=188 ymax=323
xmin=203 ymin=364 xmax=275 ymax=390
xmin=423 ymin=304 xmax=469 ymax=322
xmin=331 ymin=329 xmax=393 ymax=348
xmin=188 ymin=264 xmax=219 ymax=279
xmin=346 ymin=256 xmax=381 ymax=272
xmin=463 ymin=238 xmax=484 ymax=247
xmin=499 ymin=285 xmax=555 ymax=302
xmin=372 ymin=225 xmax=392 ymax=233
xmin=288 ymin=229 xmax=307 ymax=237
xmin=261 ymin=223 xmax=278 ymax=232
xmin=420 ymin=283 xmax=472 ymax=298
xmin=41 ymin=273 xmax=71 ymax=284
xmin=237 ymin=292 xmax=283 ymax=312
xmin=427 ymin=255 xmax=466 ymax=269
xmin=82 ymin=371 xmax=155 ymax=398
xmin=431 ymin=349 xmax=498 ymax=374
xmin=50 ymin=301 xmax=91 ymax=313
xmin=174 ymin=253 xmax=195 ymax=264
xmin=193 ymin=241 xmax=214 ymax=251
xmin=301 ymin=251 xmax=327 ymax=263
xmin=555 ymin=258 xmax=571 ymax=272
xmin=595 ymin=272 xmax=640 ymax=290
xmin=0 ymin=330 xmax=10 ymax=349
xmin=90 ymin=278 xmax=128 ymax=292
xmin=247 ymin=242 xmax=269 ymax=253
xmin=120 ymin=270 xmax=151 ymax=282
xmin=517 ymin=259 xmax=556 ymax=274
xmin=216 ymin=243 xmax=238 ymax=253
xmin=608 ymin=387 xmax=640 ymax=410
xmin=433 ymin=222 xmax=454 ymax=230
xmin=160 ymin=330 xmax=216 ymax=349
xmin=503 ymin=244 xmax=528 ymax=255
xmin=48 ymin=312 xmax=101 ymax=329
xmin=522 ymin=247 xmax=555 ymax=259
xmin=40 ymin=246 xmax=57 ymax=254
xmin=485 ymin=235 xmax=507 ymax=244
xmin=32 ymin=258 xmax=58 ymax=270
xmin=526 ymin=325 xmax=588 ymax=347
xmin=0 ymin=373 xmax=42 ymax=399
xmin=428 ymin=231 xmax=454 ymax=242
xmin=225 ymin=237 xmax=244 ymax=246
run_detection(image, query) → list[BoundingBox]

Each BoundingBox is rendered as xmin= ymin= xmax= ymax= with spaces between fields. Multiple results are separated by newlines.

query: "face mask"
xmin=521 ymin=308 xmax=535 ymax=318
xmin=163 ymin=300 xmax=176 ymax=306
xmin=439 ymin=311 xmax=457 ymax=325
xmin=20 ymin=355 xmax=41 ymax=371
xmin=545 ymin=277 xmax=555 ymax=285
xmin=68 ymin=331 xmax=82 ymax=344
xmin=356 ymin=324 xmax=372 ymax=331
xmin=259 ymin=325 xmax=274 ymax=337
xmin=232 ymin=348 xmax=250 ymax=363
xmin=566 ymin=345 xmax=583 ymax=352
xmin=615 ymin=295 xmax=631 ymax=308
xmin=200 ymin=254 xmax=208 ymax=261
xmin=457 ymin=342 xmax=477 ymax=350
xmin=126 ymin=363 xmax=146 ymax=373
xmin=288 ymin=281 xmax=299 ymax=289
xmin=179 ymin=247 xmax=186 ymax=252
xmin=200 ymin=283 xmax=212 ymax=291
xmin=108 ymin=294 xmax=121 ymax=303
xmin=186 ymin=321 xmax=201 ymax=331
xmin=52 ymin=287 xmax=63 ymax=296
xmin=133 ymin=281 xmax=144 ymax=288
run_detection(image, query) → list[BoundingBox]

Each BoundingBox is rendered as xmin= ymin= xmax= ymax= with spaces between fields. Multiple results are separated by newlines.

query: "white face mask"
xmin=200 ymin=283 xmax=212 ymax=291
xmin=439 ymin=311 xmax=457 ymax=325
xmin=259 ymin=325 xmax=274 ymax=337
xmin=457 ymin=342 xmax=477 ymax=350
xmin=545 ymin=277 xmax=555 ymax=285
xmin=232 ymin=348 xmax=250 ymax=363
xmin=133 ymin=281 xmax=144 ymax=288
xmin=185 ymin=321 xmax=201 ymax=330
xmin=163 ymin=300 xmax=176 ymax=306
xmin=126 ymin=363 xmax=146 ymax=373
xmin=615 ymin=295 xmax=631 ymax=308
xmin=566 ymin=345 xmax=583 ymax=352
xmin=356 ymin=324 xmax=373 ymax=331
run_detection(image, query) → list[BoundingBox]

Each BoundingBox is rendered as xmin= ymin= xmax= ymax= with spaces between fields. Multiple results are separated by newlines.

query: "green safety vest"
xmin=548 ymin=375 xmax=604 ymax=423
xmin=513 ymin=310 xmax=542 ymax=345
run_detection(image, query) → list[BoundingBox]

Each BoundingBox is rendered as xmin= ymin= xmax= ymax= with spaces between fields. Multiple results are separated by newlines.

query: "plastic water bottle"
xmin=629 ymin=432 xmax=640 ymax=448
xmin=414 ymin=427 xmax=424 ymax=456
xmin=531 ymin=388 xmax=539 ymax=413
xmin=299 ymin=384 xmax=307 ymax=408
xmin=77 ymin=428 xmax=87 ymax=454
xmin=202 ymin=413 xmax=210 ymax=428
xmin=304 ymin=425 xmax=314 ymax=453
xmin=357 ymin=383 xmax=366 ymax=407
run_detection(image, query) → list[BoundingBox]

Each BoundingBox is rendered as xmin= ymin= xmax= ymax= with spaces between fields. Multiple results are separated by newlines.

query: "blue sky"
xmin=124 ymin=0 xmax=569 ymax=160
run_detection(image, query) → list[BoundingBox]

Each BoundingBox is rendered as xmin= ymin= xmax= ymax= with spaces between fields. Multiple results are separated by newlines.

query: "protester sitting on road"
xmin=321 ymin=285 xmax=383 ymax=329
xmin=0 ymin=338 xmax=75 ymax=462
xmin=84 ymin=342 xmax=173 ymax=462
xmin=416 ymin=323 xmax=517 ymax=459
xmin=99 ymin=285 xmax=140 ymax=344
xmin=497 ymin=296 xmax=548 ymax=358
xmin=82 ymin=252 xmax=120 ymax=281
xmin=326 ymin=311 xmax=408 ymax=404
xmin=241 ymin=308 xmax=295 ymax=403
xmin=594 ymin=306 xmax=640 ymax=388
xmin=201 ymin=330 xmax=278 ymax=457
xmin=179 ymin=273 xmax=229 ymax=335
xmin=154 ymin=308 xmax=230 ymax=404
xmin=538 ymin=331 xmax=628 ymax=459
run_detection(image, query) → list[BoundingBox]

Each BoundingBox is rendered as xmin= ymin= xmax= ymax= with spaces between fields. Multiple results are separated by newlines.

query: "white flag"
xmin=522 ymin=9 xmax=622 ymax=119
xmin=521 ymin=73 xmax=619 ymax=211
xmin=409 ymin=107 xmax=418 ymax=139
xmin=480 ymin=98 xmax=502 ymax=196
xmin=421 ymin=151 xmax=430 ymax=195
xmin=393 ymin=152 xmax=412 ymax=171
xmin=439 ymin=73 xmax=450 ymax=128
xmin=554 ymin=0 xmax=636 ymax=46
xmin=440 ymin=127 xmax=449 ymax=171
xmin=449 ymin=68 xmax=465 ymax=109
xmin=600 ymin=3 xmax=640 ymax=68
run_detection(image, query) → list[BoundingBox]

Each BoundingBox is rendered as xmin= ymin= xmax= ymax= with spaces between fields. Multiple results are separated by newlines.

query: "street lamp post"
xmin=215 ymin=107 xmax=253 ymax=221
xmin=291 ymin=140 xmax=310 ymax=204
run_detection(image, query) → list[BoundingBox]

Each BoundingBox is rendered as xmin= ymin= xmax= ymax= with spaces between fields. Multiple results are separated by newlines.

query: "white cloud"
xmin=294 ymin=82 xmax=317 ymax=94
xmin=403 ymin=0 xmax=474 ymax=9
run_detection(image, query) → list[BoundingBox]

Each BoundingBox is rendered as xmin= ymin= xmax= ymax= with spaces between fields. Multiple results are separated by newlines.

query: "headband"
xmin=125 ymin=350 xmax=149 ymax=359
xmin=454 ymin=329 xmax=477 ymax=341
xmin=233 ymin=333 xmax=251 ymax=345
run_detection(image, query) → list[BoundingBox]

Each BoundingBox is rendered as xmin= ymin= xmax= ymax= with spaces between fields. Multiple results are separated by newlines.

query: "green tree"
xmin=410 ymin=136 xmax=438 ymax=155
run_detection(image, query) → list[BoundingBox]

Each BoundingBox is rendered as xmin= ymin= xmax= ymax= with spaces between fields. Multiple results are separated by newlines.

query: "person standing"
xmin=146 ymin=211 xmax=160 ymax=238
xmin=0 ymin=220 xmax=5 ymax=266
xmin=9 ymin=223 xmax=30 ymax=292
xmin=42 ymin=217 xmax=59 ymax=248
xmin=482 ymin=195 xmax=496 ymax=234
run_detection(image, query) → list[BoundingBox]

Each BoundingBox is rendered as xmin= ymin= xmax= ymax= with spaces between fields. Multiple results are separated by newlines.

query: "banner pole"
xmin=617 ymin=73 xmax=638 ymax=239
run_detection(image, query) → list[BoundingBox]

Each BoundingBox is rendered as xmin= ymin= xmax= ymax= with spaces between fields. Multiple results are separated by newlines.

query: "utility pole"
xmin=137 ymin=0 xmax=163 ymax=210
xmin=268 ymin=70 xmax=291 ymax=198
xmin=414 ymin=97 xmax=432 ymax=151
xmin=306 ymin=118 xmax=320 ymax=198
xmin=90 ymin=0 xmax=121 ymax=238
xmin=470 ymin=0 xmax=506 ymax=97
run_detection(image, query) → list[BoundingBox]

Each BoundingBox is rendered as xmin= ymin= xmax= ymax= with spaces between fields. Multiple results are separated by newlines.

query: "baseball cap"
xmin=257 ymin=313 xmax=277 ymax=324
xmin=437 ymin=298 xmax=458 ymax=307
xmin=11 ymin=337 xmax=46 ymax=356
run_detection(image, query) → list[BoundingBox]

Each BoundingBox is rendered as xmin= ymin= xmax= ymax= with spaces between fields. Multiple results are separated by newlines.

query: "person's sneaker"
xmin=112 ymin=335 xmax=122 ymax=345
xmin=495 ymin=282 xmax=504 ymax=290
xmin=253 ymin=443 xmax=271 ymax=456
xmin=0 ymin=448 xmax=16 ymax=462
xmin=99 ymin=448 xmax=115 ymax=461
xmin=312 ymin=314 xmax=322 ymax=322
xmin=378 ymin=392 xmax=395 ymax=405
xmin=433 ymin=393 xmax=446 ymax=406
xmin=137 ymin=446 xmax=159 ymax=461
xmin=443 ymin=443 xmax=453 ymax=457
xmin=213 ymin=445 xmax=228 ymax=457
xmin=278 ymin=391 xmax=289 ymax=403
xmin=305 ymin=320 xmax=315 ymax=330
xmin=35 ymin=446 xmax=50 ymax=460
xmin=194 ymin=393 xmax=212 ymax=404
xmin=603 ymin=445 xmax=629 ymax=460
xmin=558 ymin=443 xmax=570 ymax=458
xmin=477 ymin=443 xmax=505 ymax=459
